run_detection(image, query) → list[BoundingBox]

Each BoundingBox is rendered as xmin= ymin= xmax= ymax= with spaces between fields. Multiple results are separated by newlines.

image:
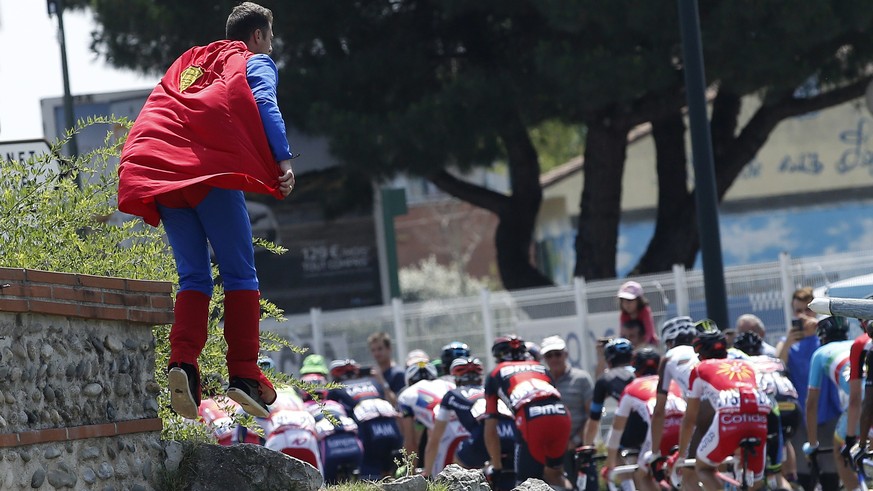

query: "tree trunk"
xmin=574 ymin=116 xmax=632 ymax=280
xmin=428 ymin=113 xmax=553 ymax=290
xmin=630 ymin=110 xmax=699 ymax=275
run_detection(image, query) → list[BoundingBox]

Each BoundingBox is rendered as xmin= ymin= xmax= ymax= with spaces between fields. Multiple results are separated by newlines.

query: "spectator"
xmin=776 ymin=286 xmax=840 ymax=491
xmin=540 ymin=335 xmax=594 ymax=481
xmin=367 ymin=332 xmax=406 ymax=406
xmin=735 ymin=314 xmax=777 ymax=356
xmin=620 ymin=319 xmax=647 ymax=349
xmin=617 ymin=281 xmax=658 ymax=346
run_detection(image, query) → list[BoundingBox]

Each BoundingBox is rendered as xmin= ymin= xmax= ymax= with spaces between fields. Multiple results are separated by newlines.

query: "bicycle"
xmin=804 ymin=444 xmax=834 ymax=491
xmin=574 ymin=445 xmax=606 ymax=491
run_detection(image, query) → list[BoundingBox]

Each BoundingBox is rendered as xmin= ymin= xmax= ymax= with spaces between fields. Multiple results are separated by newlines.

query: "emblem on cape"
xmin=179 ymin=66 xmax=204 ymax=92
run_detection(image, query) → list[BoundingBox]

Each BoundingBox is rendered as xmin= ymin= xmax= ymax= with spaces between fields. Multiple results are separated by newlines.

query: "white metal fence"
xmin=261 ymin=250 xmax=873 ymax=375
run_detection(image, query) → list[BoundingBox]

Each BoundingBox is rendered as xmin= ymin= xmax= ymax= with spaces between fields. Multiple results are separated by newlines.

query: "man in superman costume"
xmin=117 ymin=2 xmax=295 ymax=420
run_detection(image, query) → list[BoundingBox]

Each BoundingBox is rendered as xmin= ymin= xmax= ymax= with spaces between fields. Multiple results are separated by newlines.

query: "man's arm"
xmin=423 ymin=419 xmax=447 ymax=477
xmin=606 ymin=414 xmax=628 ymax=471
xmin=583 ymin=416 xmax=600 ymax=446
xmin=485 ymin=418 xmax=503 ymax=469
xmin=860 ymin=383 xmax=873 ymax=449
xmin=806 ymin=387 xmax=821 ymax=448
xmin=848 ymin=379 xmax=862 ymax=441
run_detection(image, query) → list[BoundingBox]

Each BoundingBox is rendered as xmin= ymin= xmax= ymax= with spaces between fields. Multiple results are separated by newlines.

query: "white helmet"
xmin=660 ymin=316 xmax=695 ymax=344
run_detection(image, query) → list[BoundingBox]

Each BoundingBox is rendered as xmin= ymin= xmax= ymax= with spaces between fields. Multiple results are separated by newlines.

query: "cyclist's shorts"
xmin=358 ymin=416 xmax=403 ymax=475
xmin=697 ymin=409 xmax=768 ymax=480
xmin=320 ymin=432 xmax=364 ymax=484
xmin=776 ymin=396 xmax=800 ymax=439
xmin=516 ymin=398 xmax=571 ymax=467
xmin=265 ymin=426 xmax=322 ymax=472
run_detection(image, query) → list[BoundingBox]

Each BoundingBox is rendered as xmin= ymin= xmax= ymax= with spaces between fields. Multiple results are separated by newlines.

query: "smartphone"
xmin=597 ymin=337 xmax=611 ymax=346
xmin=791 ymin=318 xmax=803 ymax=331
xmin=359 ymin=365 xmax=373 ymax=376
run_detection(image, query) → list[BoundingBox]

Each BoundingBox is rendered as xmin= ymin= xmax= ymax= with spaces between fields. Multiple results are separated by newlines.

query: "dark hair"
xmin=226 ymin=2 xmax=273 ymax=41
xmin=367 ymin=331 xmax=392 ymax=349
xmin=621 ymin=319 xmax=645 ymax=340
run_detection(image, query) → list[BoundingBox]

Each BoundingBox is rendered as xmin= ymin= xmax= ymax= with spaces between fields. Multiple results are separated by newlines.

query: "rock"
xmin=512 ymin=478 xmax=553 ymax=491
xmin=164 ymin=441 xmax=183 ymax=472
xmin=46 ymin=462 xmax=77 ymax=488
xmin=434 ymin=464 xmax=490 ymax=491
xmin=381 ymin=475 xmax=428 ymax=491
xmin=30 ymin=468 xmax=45 ymax=488
xmin=180 ymin=442 xmax=322 ymax=491
xmin=83 ymin=383 xmax=103 ymax=397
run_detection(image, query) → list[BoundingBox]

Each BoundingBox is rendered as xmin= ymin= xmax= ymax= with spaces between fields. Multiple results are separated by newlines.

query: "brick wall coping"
xmin=0 ymin=418 xmax=163 ymax=448
xmin=0 ymin=267 xmax=174 ymax=325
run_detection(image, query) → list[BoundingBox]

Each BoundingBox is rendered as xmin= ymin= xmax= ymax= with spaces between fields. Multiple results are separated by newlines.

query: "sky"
xmin=0 ymin=0 xmax=158 ymax=142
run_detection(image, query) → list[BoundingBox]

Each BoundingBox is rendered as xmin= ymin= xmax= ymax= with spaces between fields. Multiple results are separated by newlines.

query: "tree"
xmin=572 ymin=1 xmax=873 ymax=279
xmin=72 ymin=1 xmax=873 ymax=287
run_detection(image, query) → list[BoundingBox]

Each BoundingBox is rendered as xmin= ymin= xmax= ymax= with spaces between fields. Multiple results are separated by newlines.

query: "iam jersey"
xmin=397 ymin=379 xmax=455 ymax=430
xmin=748 ymin=355 xmax=798 ymax=400
xmin=689 ymin=359 xmax=770 ymax=416
xmin=484 ymin=360 xmax=561 ymax=415
xmin=809 ymin=340 xmax=852 ymax=406
xmin=328 ymin=376 xmax=398 ymax=423
xmin=659 ymin=344 xmax=699 ymax=396
xmin=615 ymin=375 xmax=686 ymax=455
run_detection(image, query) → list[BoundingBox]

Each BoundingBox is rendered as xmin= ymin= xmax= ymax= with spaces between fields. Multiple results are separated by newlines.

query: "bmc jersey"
xmin=484 ymin=360 xmax=561 ymax=415
xmin=659 ymin=344 xmax=699 ymax=395
xmin=396 ymin=378 xmax=455 ymax=430
xmin=808 ymin=340 xmax=852 ymax=404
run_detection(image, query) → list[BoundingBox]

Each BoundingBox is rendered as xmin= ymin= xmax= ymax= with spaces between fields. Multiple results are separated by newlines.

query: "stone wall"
xmin=0 ymin=268 xmax=173 ymax=490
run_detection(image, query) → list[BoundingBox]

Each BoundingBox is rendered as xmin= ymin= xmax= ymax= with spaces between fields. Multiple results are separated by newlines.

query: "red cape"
xmin=118 ymin=40 xmax=283 ymax=226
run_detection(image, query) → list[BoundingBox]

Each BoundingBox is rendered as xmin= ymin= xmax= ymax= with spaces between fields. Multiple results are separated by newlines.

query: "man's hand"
xmin=278 ymin=159 xmax=295 ymax=197
xmin=841 ymin=435 xmax=858 ymax=466
xmin=851 ymin=444 xmax=869 ymax=475
xmin=802 ymin=441 xmax=819 ymax=456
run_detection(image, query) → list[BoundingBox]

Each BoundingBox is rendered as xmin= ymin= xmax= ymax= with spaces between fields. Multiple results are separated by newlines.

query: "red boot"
xmin=167 ymin=290 xmax=210 ymax=418
xmin=168 ymin=290 xmax=210 ymax=366
xmin=224 ymin=290 xmax=276 ymax=416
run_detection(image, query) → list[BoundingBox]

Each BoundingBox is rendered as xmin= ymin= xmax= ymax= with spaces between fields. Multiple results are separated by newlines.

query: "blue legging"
xmin=157 ymin=187 xmax=258 ymax=295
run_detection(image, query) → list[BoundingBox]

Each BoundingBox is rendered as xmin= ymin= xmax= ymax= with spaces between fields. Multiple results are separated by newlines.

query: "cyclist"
xmin=845 ymin=318 xmax=871 ymax=473
xmin=484 ymin=334 xmax=572 ymax=488
xmin=437 ymin=341 xmax=471 ymax=381
xmin=645 ymin=315 xmax=701 ymax=489
xmin=396 ymin=359 xmax=455 ymax=470
xmin=803 ymin=316 xmax=856 ymax=491
xmin=605 ymin=348 xmax=685 ymax=491
xmin=424 ymin=357 xmax=516 ymax=478
xmin=583 ymin=337 xmax=636 ymax=446
xmin=264 ymin=398 xmax=323 ymax=475
xmin=195 ymin=373 xmax=239 ymax=446
xmin=326 ymin=358 xmax=402 ymax=480
xmin=308 ymin=399 xmax=364 ymax=484
xmin=734 ymin=330 xmax=799 ymax=490
xmin=853 ymin=318 xmax=873 ymax=473
xmin=675 ymin=329 xmax=771 ymax=491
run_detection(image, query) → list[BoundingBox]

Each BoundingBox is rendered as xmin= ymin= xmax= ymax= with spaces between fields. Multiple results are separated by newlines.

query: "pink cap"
xmin=617 ymin=281 xmax=643 ymax=300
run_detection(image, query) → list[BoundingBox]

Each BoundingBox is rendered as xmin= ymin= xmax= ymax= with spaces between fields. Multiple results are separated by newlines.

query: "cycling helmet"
xmin=604 ymin=337 xmax=634 ymax=366
xmin=298 ymin=372 xmax=328 ymax=401
xmin=450 ymin=357 xmax=484 ymax=386
xmin=694 ymin=318 xmax=720 ymax=334
xmin=661 ymin=316 xmax=696 ymax=346
xmin=693 ymin=330 xmax=728 ymax=360
xmin=733 ymin=331 xmax=763 ymax=357
xmin=525 ymin=342 xmax=543 ymax=362
xmin=300 ymin=354 xmax=329 ymax=376
xmin=631 ymin=348 xmax=661 ymax=376
xmin=491 ymin=334 xmax=527 ymax=362
xmin=329 ymin=359 xmax=360 ymax=381
xmin=405 ymin=360 xmax=438 ymax=385
xmin=440 ymin=342 xmax=471 ymax=375
xmin=258 ymin=355 xmax=276 ymax=372
xmin=816 ymin=316 xmax=849 ymax=345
